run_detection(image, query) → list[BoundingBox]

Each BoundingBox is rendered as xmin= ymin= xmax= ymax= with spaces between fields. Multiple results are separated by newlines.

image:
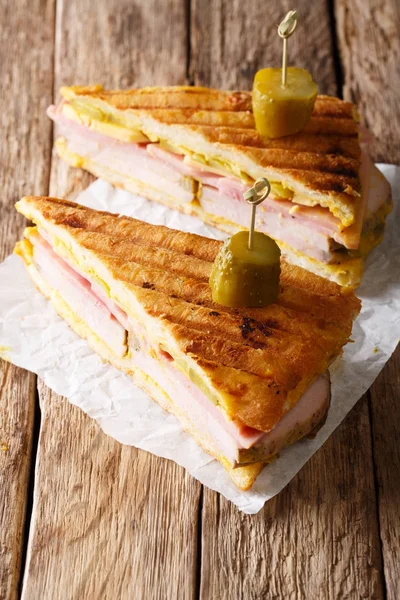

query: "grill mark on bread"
xmin=243 ymin=135 xmax=360 ymax=159
xmin=135 ymin=108 xmax=255 ymax=128
xmin=67 ymin=86 xmax=354 ymax=118
xmin=36 ymin=197 xmax=221 ymax=262
xmin=135 ymin=287 xmax=343 ymax=361
xmin=17 ymin=196 xmax=361 ymax=433
xmin=61 ymin=86 xmax=362 ymax=219
xmin=68 ymin=230 xmax=212 ymax=282
xmin=130 ymin=111 xmax=357 ymax=138
xmin=228 ymin=91 xmax=251 ymax=111
xmin=170 ymin=323 xmax=303 ymax=383
xmin=28 ymin=196 xmax=359 ymax=328
xmin=184 ymin=126 xmax=361 ymax=155
xmin=61 ymin=215 xmax=86 ymax=229
xmin=220 ymin=146 xmax=361 ymax=178
xmin=274 ymin=169 xmax=361 ymax=195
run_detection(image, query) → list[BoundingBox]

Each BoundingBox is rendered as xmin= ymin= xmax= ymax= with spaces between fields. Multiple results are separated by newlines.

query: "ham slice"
xmin=147 ymin=143 xmax=247 ymax=199
xmin=31 ymin=234 xmax=128 ymax=357
xmin=155 ymin=356 xmax=330 ymax=464
xmin=30 ymin=231 xmax=331 ymax=466
xmin=37 ymin=228 xmax=131 ymax=329
xmin=199 ymin=185 xmax=334 ymax=260
xmin=48 ymin=105 xmax=196 ymax=204
xmin=48 ymin=103 xmax=380 ymax=260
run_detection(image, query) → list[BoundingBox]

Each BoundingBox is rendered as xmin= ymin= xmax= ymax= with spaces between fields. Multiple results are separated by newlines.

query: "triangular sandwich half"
xmin=48 ymin=85 xmax=392 ymax=287
xmin=15 ymin=196 xmax=361 ymax=490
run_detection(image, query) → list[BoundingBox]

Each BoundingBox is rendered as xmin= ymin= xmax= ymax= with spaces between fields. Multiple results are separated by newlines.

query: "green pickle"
xmin=210 ymin=231 xmax=281 ymax=308
xmin=253 ymin=67 xmax=318 ymax=138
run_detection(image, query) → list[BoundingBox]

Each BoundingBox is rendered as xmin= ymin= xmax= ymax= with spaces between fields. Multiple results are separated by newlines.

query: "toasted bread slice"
xmin=50 ymin=85 xmax=392 ymax=288
xmin=15 ymin=195 xmax=360 ymax=429
xmin=56 ymin=137 xmax=384 ymax=288
xmin=15 ymin=238 xmax=265 ymax=490
xmin=15 ymin=196 xmax=360 ymax=489
xmin=59 ymin=85 xmax=362 ymax=227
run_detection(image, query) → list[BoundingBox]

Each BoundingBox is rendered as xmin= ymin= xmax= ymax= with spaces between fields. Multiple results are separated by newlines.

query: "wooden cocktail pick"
xmin=243 ymin=178 xmax=271 ymax=250
xmin=278 ymin=10 xmax=298 ymax=87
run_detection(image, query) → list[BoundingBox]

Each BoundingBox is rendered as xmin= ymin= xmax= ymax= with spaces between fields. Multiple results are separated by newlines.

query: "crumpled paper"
xmin=0 ymin=164 xmax=399 ymax=514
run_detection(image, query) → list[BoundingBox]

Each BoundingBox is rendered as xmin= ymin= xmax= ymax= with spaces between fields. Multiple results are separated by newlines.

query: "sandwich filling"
xmin=15 ymin=195 xmax=361 ymax=489
xmin=21 ymin=227 xmax=331 ymax=467
xmin=48 ymin=100 xmax=392 ymax=285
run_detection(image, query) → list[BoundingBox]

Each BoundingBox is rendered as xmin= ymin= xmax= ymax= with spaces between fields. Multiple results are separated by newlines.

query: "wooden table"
xmin=1 ymin=1 xmax=399 ymax=598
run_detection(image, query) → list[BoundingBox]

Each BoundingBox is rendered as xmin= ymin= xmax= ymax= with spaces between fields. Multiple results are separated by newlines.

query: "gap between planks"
xmin=329 ymin=0 xmax=387 ymax=594
xmin=17 ymin=0 xmax=58 ymax=593
xmin=17 ymin=387 xmax=42 ymax=598
xmin=0 ymin=0 xmax=56 ymax=597
xmin=21 ymin=2 xmax=203 ymax=599
xmin=16 ymin=0 xmax=397 ymax=597
xmin=327 ymin=0 xmax=344 ymax=97
xmin=366 ymin=389 xmax=387 ymax=600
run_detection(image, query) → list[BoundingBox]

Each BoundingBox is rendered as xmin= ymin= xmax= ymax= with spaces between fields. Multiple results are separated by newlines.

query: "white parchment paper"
xmin=1 ymin=164 xmax=399 ymax=514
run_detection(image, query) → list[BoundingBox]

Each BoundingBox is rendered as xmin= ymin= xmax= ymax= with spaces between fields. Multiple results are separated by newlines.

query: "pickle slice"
xmin=253 ymin=67 xmax=318 ymax=138
xmin=210 ymin=231 xmax=281 ymax=308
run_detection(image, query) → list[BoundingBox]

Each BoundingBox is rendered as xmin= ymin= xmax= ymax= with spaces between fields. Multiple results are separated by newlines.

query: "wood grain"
xmin=22 ymin=388 xmax=201 ymax=600
xmin=190 ymin=0 xmax=338 ymax=95
xmin=191 ymin=1 xmax=385 ymax=598
xmin=336 ymin=2 xmax=400 ymax=597
xmin=54 ymin=0 xmax=189 ymax=88
xmin=50 ymin=0 xmax=190 ymax=199
xmin=369 ymin=350 xmax=400 ymax=600
xmin=200 ymin=399 xmax=383 ymax=600
xmin=21 ymin=1 xmax=202 ymax=599
xmin=0 ymin=0 xmax=55 ymax=598
xmin=335 ymin=0 xmax=400 ymax=163
xmin=4 ymin=0 xmax=398 ymax=598
xmin=0 ymin=364 xmax=36 ymax=600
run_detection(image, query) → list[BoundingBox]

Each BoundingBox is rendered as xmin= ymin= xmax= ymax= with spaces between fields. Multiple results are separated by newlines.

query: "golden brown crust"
xmin=61 ymin=86 xmax=355 ymax=117
xmin=125 ymin=108 xmax=256 ymax=128
xmin=59 ymin=85 xmax=362 ymax=225
xmin=61 ymin=85 xmax=252 ymax=112
xmin=16 ymin=240 xmax=263 ymax=490
xmin=16 ymin=196 xmax=360 ymax=434
xmin=56 ymin=139 xmax=367 ymax=287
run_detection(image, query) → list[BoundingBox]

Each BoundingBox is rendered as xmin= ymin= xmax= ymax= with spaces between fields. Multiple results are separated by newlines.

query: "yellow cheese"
xmin=62 ymin=103 xmax=149 ymax=143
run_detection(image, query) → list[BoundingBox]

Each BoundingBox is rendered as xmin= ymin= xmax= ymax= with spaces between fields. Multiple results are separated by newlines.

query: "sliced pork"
xmin=31 ymin=233 xmax=128 ymax=357
xmin=48 ymin=101 xmax=385 ymax=265
xmin=29 ymin=231 xmax=331 ymax=467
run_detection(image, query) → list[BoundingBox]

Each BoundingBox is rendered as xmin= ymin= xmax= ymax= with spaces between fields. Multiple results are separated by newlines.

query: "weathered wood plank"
xmin=200 ymin=400 xmax=383 ymax=599
xmin=191 ymin=2 xmax=385 ymax=598
xmin=21 ymin=1 xmax=201 ymax=598
xmin=335 ymin=0 xmax=400 ymax=163
xmin=190 ymin=0 xmax=338 ymax=95
xmin=368 ymin=349 xmax=400 ymax=600
xmin=54 ymin=0 xmax=189 ymax=88
xmin=0 ymin=365 xmax=36 ymax=600
xmin=335 ymin=2 xmax=400 ymax=597
xmin=336 ymin=0 xmax=400 ymax=600
xmin=0 ymin=1 xmax=55 ymax=598
xmin=22 ymin=388 xmax=200 ymax=600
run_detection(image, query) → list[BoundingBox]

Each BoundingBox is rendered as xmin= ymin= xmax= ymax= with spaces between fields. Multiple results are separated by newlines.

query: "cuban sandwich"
xmin=15 ymin=196 xmax=361 ymax=489
xmin=47 ymin=85 xmax=392 ymax=287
